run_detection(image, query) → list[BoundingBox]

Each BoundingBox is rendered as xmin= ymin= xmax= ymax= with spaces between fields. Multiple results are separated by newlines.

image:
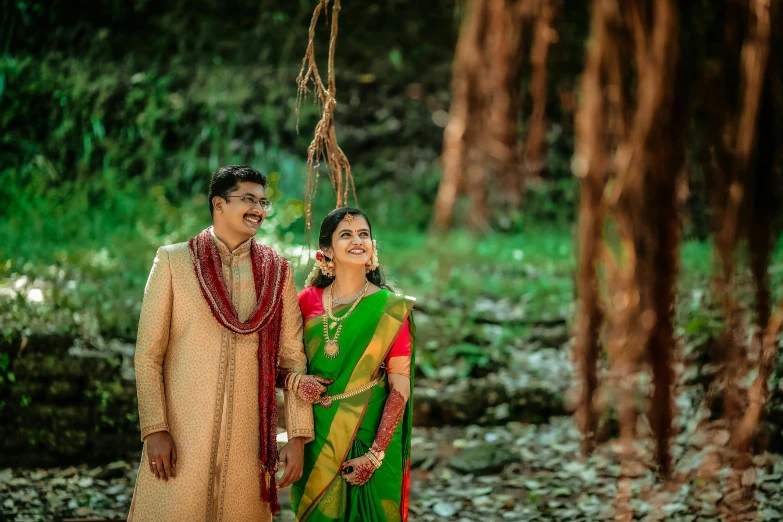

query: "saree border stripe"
xmin=297 ymin=293 xmax=415 ymax=521
xmin=304 ymin=313 xmax=324 ymax=333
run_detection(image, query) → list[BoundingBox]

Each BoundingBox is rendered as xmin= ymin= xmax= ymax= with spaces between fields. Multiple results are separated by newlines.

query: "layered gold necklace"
xmin=322 ymin=281 xmax=370 ymax=359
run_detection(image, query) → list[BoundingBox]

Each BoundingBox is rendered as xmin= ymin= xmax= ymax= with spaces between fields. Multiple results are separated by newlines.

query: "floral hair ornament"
xmin=316 ymin=250 xmax=335 ymax=277
xmin=343 ymin=213 xmax=355 ymax=223
xmin=305 ymin=250 xmax=335 ymax=287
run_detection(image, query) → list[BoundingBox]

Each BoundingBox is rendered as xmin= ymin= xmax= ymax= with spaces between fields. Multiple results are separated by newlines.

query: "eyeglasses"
xmin=224 ymin=195 xmax=273 ymax=210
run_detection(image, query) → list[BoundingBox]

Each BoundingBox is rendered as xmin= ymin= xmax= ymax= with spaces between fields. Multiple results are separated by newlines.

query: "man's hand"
xmin=146 ymin=431 xmax=177 ymax=481
xmin=276 ymin=437 xmax=305 ymax=489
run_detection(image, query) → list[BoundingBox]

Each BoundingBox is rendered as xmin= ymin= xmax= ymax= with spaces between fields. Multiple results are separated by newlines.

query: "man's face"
xmin=213 ymin=181 xmax=268 ymax=239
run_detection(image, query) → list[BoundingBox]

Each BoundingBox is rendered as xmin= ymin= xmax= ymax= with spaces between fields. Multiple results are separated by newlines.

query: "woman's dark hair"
xmin=208 ymin=165 xmax=267 ymax=216
xmin=310 ymin=207 xmax=392 ymax=290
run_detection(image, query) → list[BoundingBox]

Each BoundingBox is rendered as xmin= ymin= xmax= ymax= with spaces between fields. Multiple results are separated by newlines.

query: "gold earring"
xmin=366 ymin=240 xmax=379 ymax=272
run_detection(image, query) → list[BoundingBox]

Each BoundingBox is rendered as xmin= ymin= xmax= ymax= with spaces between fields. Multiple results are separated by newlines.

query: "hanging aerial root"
xmin=572 ymin=0 xmax=611 ymax=453
xmin=296 ymin=0 xmax=355 ymax=241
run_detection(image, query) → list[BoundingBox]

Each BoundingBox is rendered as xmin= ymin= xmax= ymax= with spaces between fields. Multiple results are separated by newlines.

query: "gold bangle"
xmin=365 ymin=451 xmax=381 ymax=469
xmin=368 ymin=447 xmax=384 ymax=464
xmin=365 ymin=449 xmax=382 ymax=469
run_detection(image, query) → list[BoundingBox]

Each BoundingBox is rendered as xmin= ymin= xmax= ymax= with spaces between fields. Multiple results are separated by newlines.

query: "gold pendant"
xmin=329 ymin=322 xmax=338 ymax=330
xmin=320 ymin=397 xmax=333 ymax=408
xmin=324 ymin=339 xmax=340 ymax=359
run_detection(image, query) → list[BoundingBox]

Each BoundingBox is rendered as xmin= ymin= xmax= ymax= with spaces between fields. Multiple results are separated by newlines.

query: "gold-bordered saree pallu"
xmin=291 ymin=290 xmax=416 ymax=522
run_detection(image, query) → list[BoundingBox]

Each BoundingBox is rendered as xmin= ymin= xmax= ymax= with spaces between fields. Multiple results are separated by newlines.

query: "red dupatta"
xmin=189 ymin=227 xmax=288 ymax=513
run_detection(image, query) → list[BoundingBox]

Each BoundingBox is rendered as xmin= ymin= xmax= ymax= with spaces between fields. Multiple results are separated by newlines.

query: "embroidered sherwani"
xmin=128 ymin=233 xmax=314 ymax=522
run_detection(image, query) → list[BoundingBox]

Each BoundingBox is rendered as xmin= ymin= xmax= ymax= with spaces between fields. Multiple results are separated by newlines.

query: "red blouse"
xmin=298 ymin=286 xmax=412 ymax=361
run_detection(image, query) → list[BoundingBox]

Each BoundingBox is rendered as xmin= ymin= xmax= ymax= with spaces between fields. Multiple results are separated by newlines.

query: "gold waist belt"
xmin=316 ymin=377 xmax=381 ymax=409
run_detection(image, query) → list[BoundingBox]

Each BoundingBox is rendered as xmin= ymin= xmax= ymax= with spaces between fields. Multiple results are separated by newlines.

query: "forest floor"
xmin=2 ymin=416 xmax=783 ymax=521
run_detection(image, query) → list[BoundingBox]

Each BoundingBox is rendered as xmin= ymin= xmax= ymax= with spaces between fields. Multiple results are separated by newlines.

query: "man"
xmin=129 ymin=165 xmax=327 ymax=521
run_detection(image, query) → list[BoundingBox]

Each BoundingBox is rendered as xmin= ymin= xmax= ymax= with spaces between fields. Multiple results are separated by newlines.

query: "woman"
xmin=288 ymin=207 xmax=415 ymax=522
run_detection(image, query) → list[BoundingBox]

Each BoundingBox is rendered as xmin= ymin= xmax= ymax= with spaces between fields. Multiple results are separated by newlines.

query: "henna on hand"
xmin=277 ymin=368 xmax=330 ymax=403
xmin=370 ymin=388 xmax=407 ymax=455
xmin=297 ymin=376 xmax=326 ymax=403
xmin=341 ymin=456 xmax=376 ymax=486
xmin=351 ymin=462 xmax=375 ymax=485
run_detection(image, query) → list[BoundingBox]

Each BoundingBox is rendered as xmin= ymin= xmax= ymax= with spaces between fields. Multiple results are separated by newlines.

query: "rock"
xmin=414 ymin=369 xmax=567 ymax=427
xmin=105 ymin=484 xmax=127 ymax=495
xmin=472 ymin=496 xmax=493 ymax=507
xmin=97 ymin=461 xmax=127 ymax=480
xmin=29 ymin=470 xmax=48 ymax=480
xmin=433 ymin=500 xmax=461 ymax=517
xmin=409 ymin=451 xmax=429 ymax=469
xmin=1 ymin=332 xmax=139 ymax=467
xmin=448 ymin=444 xmax=517 ymax=475
xmin=526 ymin=325 xmax=571 ymax=348
xmin=420 ymin=454 xmax=438 ymax=471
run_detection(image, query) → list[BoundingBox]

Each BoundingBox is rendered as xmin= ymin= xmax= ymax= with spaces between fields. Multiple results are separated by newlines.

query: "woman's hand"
xmin=340 ymin=455 xmax=377 ymax=486
xmin=296 ymin=375 xmax=332 ymax=403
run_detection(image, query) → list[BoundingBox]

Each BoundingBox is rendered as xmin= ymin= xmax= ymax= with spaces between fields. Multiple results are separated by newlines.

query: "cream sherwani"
xmin=128 ymin=232 xmax=314 ymax=522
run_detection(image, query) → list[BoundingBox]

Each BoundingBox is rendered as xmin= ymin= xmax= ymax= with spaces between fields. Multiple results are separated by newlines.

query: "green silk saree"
xmin=291 ymin=290 xmax=415 ymax=522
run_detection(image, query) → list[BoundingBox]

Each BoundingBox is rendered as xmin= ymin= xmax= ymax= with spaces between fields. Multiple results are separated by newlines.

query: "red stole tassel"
xmin=260 ymin=468 xmax=281 ymax=514
xmin=190 ymin=228 xmax=287 ymax=514
xmin=269 ymin=473 xmax=280 ymax=514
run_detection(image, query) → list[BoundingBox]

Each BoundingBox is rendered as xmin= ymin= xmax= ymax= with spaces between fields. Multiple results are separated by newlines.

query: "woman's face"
xmin=325 ymin=215 xmax=373 ymax=269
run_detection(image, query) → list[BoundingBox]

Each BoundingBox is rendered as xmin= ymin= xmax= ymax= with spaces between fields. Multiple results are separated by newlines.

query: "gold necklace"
xmin=322 ymin=281 xmax=369 ymax=359
xmin=327 ymin=281 xmax=368 ymax=327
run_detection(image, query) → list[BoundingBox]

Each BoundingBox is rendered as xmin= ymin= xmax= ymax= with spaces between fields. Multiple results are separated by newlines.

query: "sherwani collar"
xmin=209 ymin=227 xmax=253 ymax=258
